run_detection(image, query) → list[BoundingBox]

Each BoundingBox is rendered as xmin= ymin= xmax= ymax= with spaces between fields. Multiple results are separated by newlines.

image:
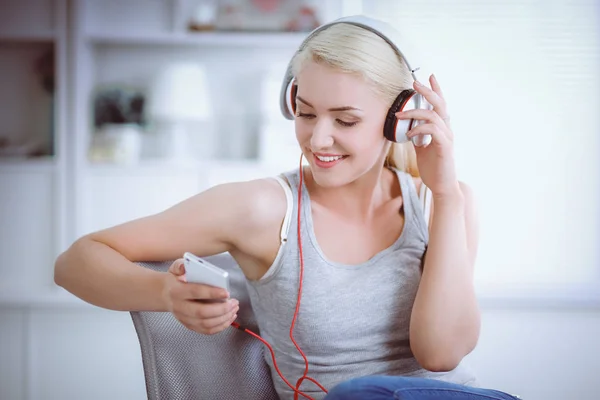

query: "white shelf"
xmin=0 ymin=31 xmax=56 ymax=42
xmin=0 ymin=157 xmax=56 ymax=173
xmin=86 ymin=31 xmax=307 ymax=47
xmin=85 ymin=158 xmax=264 ymax=174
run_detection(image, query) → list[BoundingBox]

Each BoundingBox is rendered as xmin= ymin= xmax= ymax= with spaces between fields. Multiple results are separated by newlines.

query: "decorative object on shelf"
xmin=188 ymin=1 xmax=218 ymax=31
xmin=146 ymin=63 xmax=215 ymax=162
xmin=93 ymin=87 xmax=145 ymax=128
xmin=0 ymin=137 xmax=48 ymax=159
xmin=89 ymin=87 xmax=146 ymax=164
xmin=284 ymin=4 xmax=320 ymax=32
xmin=88 ymin=123 xmax=143 ymax=165
xmin=213 ymin=0 xmax=320 ymax=32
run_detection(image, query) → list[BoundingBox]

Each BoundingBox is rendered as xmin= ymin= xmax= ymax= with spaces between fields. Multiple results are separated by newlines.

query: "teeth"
xmin=316 ymin=155 xmax=343 ymax=162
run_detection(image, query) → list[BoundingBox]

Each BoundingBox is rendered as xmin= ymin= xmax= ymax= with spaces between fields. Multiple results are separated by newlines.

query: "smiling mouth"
xmin=315 ymin=154 xmax=346 ymax=162
xmin=312 ymin=152 xmax=349 ymax=168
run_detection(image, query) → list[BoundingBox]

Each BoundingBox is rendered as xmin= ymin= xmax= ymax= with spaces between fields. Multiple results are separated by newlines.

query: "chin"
xmin=309 ymin=171 xmax=349 ymax=188
xmin=306 ymin=158 xmax=358 ymax=188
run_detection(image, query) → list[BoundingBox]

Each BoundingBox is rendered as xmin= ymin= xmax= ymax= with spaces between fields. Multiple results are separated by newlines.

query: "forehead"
xmin=295 ymin=61 xmax=384 ymax=109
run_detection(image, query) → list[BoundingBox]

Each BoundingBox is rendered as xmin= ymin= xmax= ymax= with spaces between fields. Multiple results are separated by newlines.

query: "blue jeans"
xmin=323 ymin=376 xmax=521 ymax=400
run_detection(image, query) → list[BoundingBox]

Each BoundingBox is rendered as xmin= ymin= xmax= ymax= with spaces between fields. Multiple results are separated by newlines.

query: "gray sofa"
xmin=131 ymin=253 xmax=279 ymax=399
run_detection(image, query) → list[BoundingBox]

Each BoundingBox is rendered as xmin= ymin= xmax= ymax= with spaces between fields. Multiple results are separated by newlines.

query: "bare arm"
xmin=409 ymin=181 xmax=481 ymax=372
xmin=54 ymin=179 xmax=282 ymax=311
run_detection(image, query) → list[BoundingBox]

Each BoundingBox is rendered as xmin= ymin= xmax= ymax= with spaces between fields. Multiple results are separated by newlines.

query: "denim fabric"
xmin=324 ymin=376 xmax=521 ymax=400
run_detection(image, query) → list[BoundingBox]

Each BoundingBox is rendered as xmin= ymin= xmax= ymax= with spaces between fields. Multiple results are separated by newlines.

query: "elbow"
xmin=54 ymin=247 xmax=72 ymax=288
xmin=53 ymin=253 xmax=64 ymax=287
xmin=413 ymin=340 xmax=479 ymax=372
xmin=411 ymin=338 xmax=477 ymax=373
xmin=54 ymin=237 xmax=88 ymax=288
xmin=415 ymin=351 xmax=462 ymax=373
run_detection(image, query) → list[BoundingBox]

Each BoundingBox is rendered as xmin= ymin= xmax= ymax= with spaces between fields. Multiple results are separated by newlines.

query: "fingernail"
xmin=414 ymin=80 xmax=423 ymax=86
xmin=178 ymin=275 xmax=187 ymax=283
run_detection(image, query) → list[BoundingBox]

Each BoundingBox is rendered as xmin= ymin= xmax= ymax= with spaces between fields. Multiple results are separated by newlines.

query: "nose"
xmin=310 ymin=119 xmax=334 ymax=150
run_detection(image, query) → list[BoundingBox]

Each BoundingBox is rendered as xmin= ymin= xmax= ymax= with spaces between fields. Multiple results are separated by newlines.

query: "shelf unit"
xmin=0 ymin=0 xmax=69 ymax=298
xmin=86 ymin=31 xmax=308 ymax=47
xmin=0 ymin=0 xmax=353 ymax=304
xmin=0 ymin=32 xmax=56 ymax=42
xmin=68 ymin=0 xmax=308 ymax=242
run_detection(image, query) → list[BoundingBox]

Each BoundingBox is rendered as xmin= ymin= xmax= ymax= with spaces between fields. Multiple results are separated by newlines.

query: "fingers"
xmin=413 ymin=75 xmax=448 ymax=119
xmin=178 ymin=298 xmax=239 ymax=320
xmin=171 ymin=281 xmax=229 ymax=302
xmin=188 ymin=283 xmax=230 ymax=301
xmin=166 ymin=270 xmax=238 ymax=335
xmin=204 ymin=311 xmax=239 ymax=334
xmin=395 ymin=108 xmax=445 ymax=127
xmin=180 ymin=307 xmax=238 ymax=335
xmin=406 ymin=123 xmax=452 ymax=145
xmin=168 ymin=259 xmax=186 ymax=277
xmin=429 ymin=74 xmax=444 ymax=99
xmin=178 ymin=299 xmax=239 ymax=335
xmin=167 ymin=275 xmax=230 ymax=304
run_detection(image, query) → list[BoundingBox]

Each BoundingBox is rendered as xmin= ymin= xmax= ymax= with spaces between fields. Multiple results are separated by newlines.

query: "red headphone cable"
xmin=230 ymin=154 xmax=328 ymax=400
xmin=231 ymin=321 xmax=316 ymax=400
xmin=290 ymin=155 xmax=328 ymax=398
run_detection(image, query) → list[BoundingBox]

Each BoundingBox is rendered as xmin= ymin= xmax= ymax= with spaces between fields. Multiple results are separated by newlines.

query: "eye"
xmin=337 ymin=119 xmax=358 ymax=127
xmin=296 ymin=112 xmax=315 ymax=119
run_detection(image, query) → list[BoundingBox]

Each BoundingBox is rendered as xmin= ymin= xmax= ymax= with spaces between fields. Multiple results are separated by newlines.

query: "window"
xmin=364 ymin=0 xmax=600 ymax=302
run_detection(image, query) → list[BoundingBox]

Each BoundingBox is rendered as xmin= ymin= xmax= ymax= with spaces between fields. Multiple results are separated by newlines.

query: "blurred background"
xmin=0 ymin=0 xmax=598 ymax=399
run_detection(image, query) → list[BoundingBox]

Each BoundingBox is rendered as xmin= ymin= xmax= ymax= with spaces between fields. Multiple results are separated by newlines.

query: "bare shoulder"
xmin=220 ymin=176 xmax=290 ymax=278
xmin=226 ymin=177 xmax=289 ymax=237
xmin=176 ymin=176 xmax=289 ymax=256
xmin=86 ymin=175 xmax=288 ymax=268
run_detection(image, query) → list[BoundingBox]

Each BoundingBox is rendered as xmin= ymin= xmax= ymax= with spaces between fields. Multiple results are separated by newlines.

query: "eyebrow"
xmin=296 ymin=96 xmax=362 ymax=112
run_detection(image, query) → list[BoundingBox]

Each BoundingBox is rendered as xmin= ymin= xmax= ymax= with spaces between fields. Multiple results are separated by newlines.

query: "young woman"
xmin=55 ymin=16 xmax=520 ymax=400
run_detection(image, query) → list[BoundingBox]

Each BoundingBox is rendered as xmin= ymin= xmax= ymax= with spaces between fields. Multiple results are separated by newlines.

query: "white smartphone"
xmin=183 ymin=252 xmax=230 ymax=292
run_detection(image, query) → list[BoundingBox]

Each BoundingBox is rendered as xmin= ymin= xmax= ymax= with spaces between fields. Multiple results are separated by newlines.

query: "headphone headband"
xmin=279 ymin=15 xmax=421 ymax=120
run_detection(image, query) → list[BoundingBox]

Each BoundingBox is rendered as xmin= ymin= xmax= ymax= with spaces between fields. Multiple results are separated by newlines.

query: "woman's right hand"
xmin=162 ymin=259 xmax=239 ymax=335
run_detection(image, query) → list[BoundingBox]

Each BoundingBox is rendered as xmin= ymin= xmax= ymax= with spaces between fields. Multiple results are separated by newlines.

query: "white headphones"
xmin=279 ymin=15 xmax=432 ymax=146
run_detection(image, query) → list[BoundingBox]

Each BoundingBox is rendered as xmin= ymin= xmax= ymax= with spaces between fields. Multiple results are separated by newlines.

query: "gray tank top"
xmin=245 ymin=168 xmax=478 ymax=400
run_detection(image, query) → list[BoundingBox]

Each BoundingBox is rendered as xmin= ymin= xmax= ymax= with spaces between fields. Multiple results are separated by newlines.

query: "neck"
xmin=304 ymin=164 xmax=396 ymax=222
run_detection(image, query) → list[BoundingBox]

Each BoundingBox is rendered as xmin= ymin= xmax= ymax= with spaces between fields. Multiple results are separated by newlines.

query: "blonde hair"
xmin=291 ymin=23 xmax=420 ymax=177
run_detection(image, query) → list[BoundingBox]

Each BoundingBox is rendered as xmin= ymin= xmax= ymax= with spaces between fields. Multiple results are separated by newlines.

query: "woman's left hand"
xmin=395 ymin=74 xmax=460 ymax=199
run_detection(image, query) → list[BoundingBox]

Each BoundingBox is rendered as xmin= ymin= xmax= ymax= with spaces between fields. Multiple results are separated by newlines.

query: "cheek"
xmin=352 ymin=122 xmax=386 ymax=151
xmin=294 ymin=120 xmax=309 ymax=142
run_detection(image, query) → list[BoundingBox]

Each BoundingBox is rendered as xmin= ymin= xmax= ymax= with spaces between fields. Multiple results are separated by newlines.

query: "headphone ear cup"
xmin=384 ymin=89 xmax=417 ymax=143
xmin=285 ymin=79 xmax=298 ymax=117
xmin=384 ymin=90 xmax=433 ymax=146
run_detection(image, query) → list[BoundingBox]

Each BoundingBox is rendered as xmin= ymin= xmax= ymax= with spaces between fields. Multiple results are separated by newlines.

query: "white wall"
xmin=468 ymin=308 xmax=600 ymax=399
